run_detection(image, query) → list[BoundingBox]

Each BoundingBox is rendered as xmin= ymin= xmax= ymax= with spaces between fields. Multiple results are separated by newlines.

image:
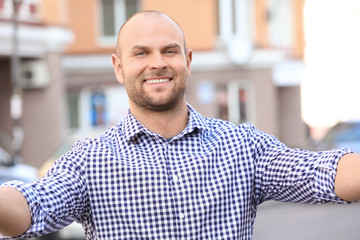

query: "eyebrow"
xmin=131 ymin=45 xmax=150 ymax=51
xmin=130 ymin=43 xmax=182 ymax=52
xmin=163 ymin=43 xmax=182 ymax=50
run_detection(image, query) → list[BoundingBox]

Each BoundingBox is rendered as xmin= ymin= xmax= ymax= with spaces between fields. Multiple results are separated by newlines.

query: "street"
xmin=253 ymin=201 xmax=360 ymax=240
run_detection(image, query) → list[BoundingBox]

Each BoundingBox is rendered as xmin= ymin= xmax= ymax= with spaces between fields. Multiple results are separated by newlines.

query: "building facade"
xmin=1 ymin=0 xmax=309 ymax=168
xmin=63 ymin=0 xmax=308 ymax=149
xmin=0 ymin=0 xmax=72 ymax=166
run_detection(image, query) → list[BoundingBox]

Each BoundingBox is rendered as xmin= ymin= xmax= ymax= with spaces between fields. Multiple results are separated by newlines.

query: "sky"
xmin=301 ymin=0 xmax=360 ymax=127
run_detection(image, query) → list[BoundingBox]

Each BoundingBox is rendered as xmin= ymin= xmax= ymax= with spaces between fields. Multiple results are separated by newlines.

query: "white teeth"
xmin=146 ymin=78 xmax=170 ymax=84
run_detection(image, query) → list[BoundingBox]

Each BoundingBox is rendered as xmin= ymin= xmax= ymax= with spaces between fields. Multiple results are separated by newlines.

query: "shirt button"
xmin=173 ymin=175 xmax=180 ymax=181
xmin=179 ymin=212 xmax=185 ymax=219
xmin=168 ymin=144 xmax=172 ymax=149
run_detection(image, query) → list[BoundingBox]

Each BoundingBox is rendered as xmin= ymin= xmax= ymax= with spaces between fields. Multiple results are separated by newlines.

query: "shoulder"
xmin=201 ymin=116 xmax=280 ymax=149
xmin=189 ymin=105 xmax=251 ymax=135
xmin=204 ymin=117 xmax=259 ymax=137
xmin=62 ymin=124 xmax=123 ymax=159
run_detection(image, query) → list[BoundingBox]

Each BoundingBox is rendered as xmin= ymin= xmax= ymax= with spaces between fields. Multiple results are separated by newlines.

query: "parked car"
xmin=0 ymin=161 xmax=37 ymax=188
xmin=317 ymin=120 xmax=360 ymax=153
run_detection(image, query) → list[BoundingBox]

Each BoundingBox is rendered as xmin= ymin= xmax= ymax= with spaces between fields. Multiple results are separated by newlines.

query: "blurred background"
xmin=0 ymin=0 xmax=359 ymax=239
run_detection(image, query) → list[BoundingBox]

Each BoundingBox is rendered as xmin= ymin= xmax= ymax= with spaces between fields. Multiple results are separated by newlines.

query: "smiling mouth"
xmin=145 ymin=78 xmax=171 ymax=84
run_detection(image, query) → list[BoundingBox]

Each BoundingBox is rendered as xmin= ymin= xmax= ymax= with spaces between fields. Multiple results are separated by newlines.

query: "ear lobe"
xmin=112 ymin=54 xmax=124 ymax=84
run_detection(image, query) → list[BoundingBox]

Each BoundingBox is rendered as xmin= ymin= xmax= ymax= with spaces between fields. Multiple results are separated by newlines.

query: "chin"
xmin=144 ymin=98 xmax=182 ymax=112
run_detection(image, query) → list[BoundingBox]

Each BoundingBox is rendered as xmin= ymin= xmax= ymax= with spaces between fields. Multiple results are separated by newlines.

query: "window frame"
xmin=98 ymin=0 xmax=139 ymax=46
xmin=227 ymin=81 xmax=255 ymax=125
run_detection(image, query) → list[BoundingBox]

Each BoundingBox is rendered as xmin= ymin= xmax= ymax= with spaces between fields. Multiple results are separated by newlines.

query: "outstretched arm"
xmin=335 ymin=153 xmax=360 ymax=202
xmin=0 ymin=187 xmax=31 ymax=237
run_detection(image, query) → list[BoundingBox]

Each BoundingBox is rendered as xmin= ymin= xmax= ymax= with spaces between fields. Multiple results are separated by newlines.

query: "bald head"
xmin=116 ymin=10 xmax=187 ymax=57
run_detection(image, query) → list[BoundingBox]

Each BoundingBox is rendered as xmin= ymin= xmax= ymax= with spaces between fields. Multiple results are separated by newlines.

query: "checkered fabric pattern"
xmin=0 ymin=104 xmax=352 ymax=240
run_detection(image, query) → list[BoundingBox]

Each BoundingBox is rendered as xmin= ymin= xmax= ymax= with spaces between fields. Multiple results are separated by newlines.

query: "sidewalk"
xmin=253 ymin=201 xmax=360 ymax=240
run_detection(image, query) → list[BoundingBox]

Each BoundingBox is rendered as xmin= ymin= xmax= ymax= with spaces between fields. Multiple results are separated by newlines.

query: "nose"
xmin=149 ymin=52 xmax=168 ymax=70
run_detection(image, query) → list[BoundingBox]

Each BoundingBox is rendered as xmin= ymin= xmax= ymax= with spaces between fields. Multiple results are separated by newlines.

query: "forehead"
xmin=118 ymin=13 xmax=185 ymax=53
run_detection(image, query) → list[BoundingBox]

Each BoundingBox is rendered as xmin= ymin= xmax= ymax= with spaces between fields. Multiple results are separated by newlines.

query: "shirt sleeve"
xmin=0 ymin=141 xmax=89 ymax=240
xmin=249 ymin=125 xmax=353 ymax=205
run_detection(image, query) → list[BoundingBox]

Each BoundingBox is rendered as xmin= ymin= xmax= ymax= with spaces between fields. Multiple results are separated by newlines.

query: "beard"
xmin=128 ymin=85 xmax=186 ymax=112
xmin=124 ymin=70 xmax=188 ymax=112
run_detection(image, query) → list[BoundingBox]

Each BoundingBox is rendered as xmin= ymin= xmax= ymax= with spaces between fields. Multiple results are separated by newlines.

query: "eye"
xmin=164 ymin=49 xmax=177 ymax=54
xmin=135 ymin=52 xmax=146 ymax=56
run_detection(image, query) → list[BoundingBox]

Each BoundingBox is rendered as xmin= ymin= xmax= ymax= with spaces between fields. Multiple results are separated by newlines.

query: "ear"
xmin=186 ymin=49 xmax=193 ymax=78
xmin=112 ymin=54 xmax=124 ymax=84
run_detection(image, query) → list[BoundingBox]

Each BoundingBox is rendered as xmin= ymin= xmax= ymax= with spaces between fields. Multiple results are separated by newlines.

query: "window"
xmin=216 ymin=85 xmax=229 ymax=120
xmin=216 ymin=82 xmax=254 ymax=125
xmin=266 ymin=0 xmax=293 ymax=49
xmin=217 ymin=0 xmax=253 ymax=44
xmin=227 ymin=82 xmax=253 ymax=124
xmin=216 ymin=0 xmax=253 ymax=63
xmin=91 ymin=91 xmax=107 ymax=127
xmin=101 ymin=0 xmax=116 ymax=37
xmin=99 ymin=0 xmax=139 ymax=45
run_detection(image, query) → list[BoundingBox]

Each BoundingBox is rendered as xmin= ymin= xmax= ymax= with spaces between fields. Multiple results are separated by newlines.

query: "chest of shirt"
xmin=85 ymin=137 xmax=255 ymax=214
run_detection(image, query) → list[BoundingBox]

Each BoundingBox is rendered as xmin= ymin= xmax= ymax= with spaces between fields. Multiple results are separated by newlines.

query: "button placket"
xmin=164 ymin=141 xmax=186 ymax=225
xmin=165 ymin=142 xmax=179 ymax=182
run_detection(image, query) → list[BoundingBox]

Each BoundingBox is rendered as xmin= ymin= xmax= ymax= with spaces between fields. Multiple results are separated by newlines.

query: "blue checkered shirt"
xmin=1 ymin=105 xmax=352 ymax=239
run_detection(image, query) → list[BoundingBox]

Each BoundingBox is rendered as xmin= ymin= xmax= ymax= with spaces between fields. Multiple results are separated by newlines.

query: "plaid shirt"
xmin=1 ymin=105 xmax=351 ymax=240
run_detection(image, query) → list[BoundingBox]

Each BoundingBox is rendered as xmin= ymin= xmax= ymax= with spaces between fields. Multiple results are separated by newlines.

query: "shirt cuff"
xmin=0 ymin=180 xmax=45 ymax=239
xmin=314 ymin=148 xmax=354 ymax=203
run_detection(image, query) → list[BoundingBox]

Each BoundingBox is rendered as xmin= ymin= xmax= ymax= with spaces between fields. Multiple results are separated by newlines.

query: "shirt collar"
xmin=121 ymin=103 xmax=210 ymax=142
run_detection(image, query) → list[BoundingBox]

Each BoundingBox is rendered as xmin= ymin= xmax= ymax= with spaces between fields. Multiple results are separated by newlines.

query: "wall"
xmin=142 ymin=0 xmax=216 ymax=51
xmin=0 ymin=59 xmax=13 ymax=155
xmin=65 ymin=0 xmax=114 ymax=54
xmin=21 ymin=53 xmax=67 ymax=167
xmin=65 ymin=0 xmax=217 ymax=54
xmin=40 ymin=0 xmax=70 ymax=26
xmin=278 ymin=86 xmax=308 ymax=148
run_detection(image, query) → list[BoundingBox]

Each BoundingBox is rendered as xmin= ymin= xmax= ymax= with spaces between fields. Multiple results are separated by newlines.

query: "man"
xmin=0 ymin=10 xmax=359 ymax=240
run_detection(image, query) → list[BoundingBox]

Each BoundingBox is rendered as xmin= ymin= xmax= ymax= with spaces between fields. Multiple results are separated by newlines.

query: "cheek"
xmin=122 ymin=59 xmax=146 ymax=76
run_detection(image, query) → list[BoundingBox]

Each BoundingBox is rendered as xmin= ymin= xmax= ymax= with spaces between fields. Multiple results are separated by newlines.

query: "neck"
xmin=129 ymin=101 xmax=189 ymax=139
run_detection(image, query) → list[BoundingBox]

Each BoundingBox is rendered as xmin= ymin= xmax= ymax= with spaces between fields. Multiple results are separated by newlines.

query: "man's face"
xmin=113 ymin=13 xmax=192 ymax=112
